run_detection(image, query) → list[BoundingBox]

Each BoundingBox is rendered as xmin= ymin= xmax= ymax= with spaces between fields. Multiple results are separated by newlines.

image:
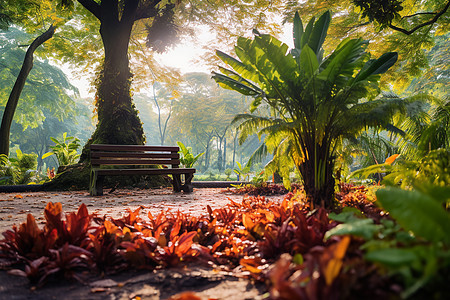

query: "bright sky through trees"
xmin=70 ymin=22 xmax=292 ymax=98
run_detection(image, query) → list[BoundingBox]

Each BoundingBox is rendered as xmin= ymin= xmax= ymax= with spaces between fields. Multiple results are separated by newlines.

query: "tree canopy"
xmin=283 ymin=0 xmax=449 ymax=91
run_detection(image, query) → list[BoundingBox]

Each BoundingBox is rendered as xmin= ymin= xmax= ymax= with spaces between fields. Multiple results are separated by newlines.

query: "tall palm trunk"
xmin=299 ymin=144 xmax=335 ymax=208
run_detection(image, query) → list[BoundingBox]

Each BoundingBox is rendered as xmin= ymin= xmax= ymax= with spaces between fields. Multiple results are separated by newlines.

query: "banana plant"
xmin=212 ymin=11 xmax=407 ymax=208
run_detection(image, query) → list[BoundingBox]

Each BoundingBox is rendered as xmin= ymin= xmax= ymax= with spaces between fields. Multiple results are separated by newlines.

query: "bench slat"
xmin=90 ymin=144 xmax=179 ymax=152
xmin=94 ymin=168 xmax=195 ymax=176
xmin=91 ymin=152 xmax=179 ymax=159
xmin=91 ymin=158 xmax=180 ymax=165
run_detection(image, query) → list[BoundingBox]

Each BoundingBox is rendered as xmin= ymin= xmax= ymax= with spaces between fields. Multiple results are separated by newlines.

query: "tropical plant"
xmin=176 ymin=141 xmax=204 ymax=168
xmin=349 ymin=148 xmax=450 ymax=196
xmin=0 ymin=149 xmax=38 ymax=184
xmin=213 ymin=11 xmax=405 ymax=208
xmin=327 ymin=185 xmax=450 ymax=298
xmin=42 ymin=132 xmax=80 ymax=167
xmin=395 ymin=95 xmax=450 ymax=160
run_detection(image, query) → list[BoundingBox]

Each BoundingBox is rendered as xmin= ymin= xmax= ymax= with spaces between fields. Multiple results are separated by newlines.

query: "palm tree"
xmin=212 ymin=11 xmax=406 ymax=208
xmin=395 ymin=94 xmax=450 ymax=159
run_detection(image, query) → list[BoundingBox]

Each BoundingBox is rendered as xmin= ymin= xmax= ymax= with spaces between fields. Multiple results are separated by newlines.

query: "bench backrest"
xmin=90 ymin=144 xmax=180 ymax=168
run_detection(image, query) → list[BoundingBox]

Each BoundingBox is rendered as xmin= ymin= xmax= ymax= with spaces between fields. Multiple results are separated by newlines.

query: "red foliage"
xmin=335 ymin=183 xmax=385 ymax=221
xmin=227 ymin=183 xmax=303 ymax=196
xmin=0 ymin=190 xmax=399 ymax=296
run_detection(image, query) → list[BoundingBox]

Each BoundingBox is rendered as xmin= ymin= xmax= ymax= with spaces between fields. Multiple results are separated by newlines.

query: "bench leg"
xmin=182 ymin=173 xmax=194 ymax=193
xmin=172 ymin=174 xmax=182 ymax=192
xmin=90 ymin=171 xmax=104 ymax=196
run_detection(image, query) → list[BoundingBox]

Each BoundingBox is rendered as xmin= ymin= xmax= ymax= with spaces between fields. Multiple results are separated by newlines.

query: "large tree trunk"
xmin=0 ymin=25 xmax=55 ymax=156
xmin=80 ymin=0 xmax=145 ymax=161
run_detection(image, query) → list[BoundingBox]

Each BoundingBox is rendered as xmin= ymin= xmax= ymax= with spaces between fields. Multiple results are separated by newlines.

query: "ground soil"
xmin=0 ymin=188 xmax=285 ymax=300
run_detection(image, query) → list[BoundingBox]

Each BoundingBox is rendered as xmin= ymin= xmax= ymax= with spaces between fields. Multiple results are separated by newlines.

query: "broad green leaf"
xmin=376 ymin=187 xmax=450 ymax=243
xmin=212 ymin=72 xmax=259 ymax=96
xmin=328 ymin=207 xmax=364 ymax=222
xmin=308 ymin=11 xmax=331 ymax=55
xmin=299 ymin=45 xmax=319 ymax=78
xmin=325 ymin=218 xmax=381 ymax=240
xmin=365 ymin=248 xmax=419 ymax=267
xmin=353 ymin=52 xmax=398 ymax=83
xmin=317 ymin=38 xmax=366 ymax=87
xmin=216 ymin=49 xmax=261 ymax=86
xmin=293 ymin=11 xmax=303 ymax=50
xmin=217 ymin=66 xmax=261 ymax=91
xmin=300 ymin=16 xmax=314 ymax=49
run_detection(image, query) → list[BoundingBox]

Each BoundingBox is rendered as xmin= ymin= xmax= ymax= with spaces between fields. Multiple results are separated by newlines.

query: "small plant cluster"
xmin=228 ymin=182 xmax=303 ymax=196
xmin=0 ymin=150 xmax=39 ymax=185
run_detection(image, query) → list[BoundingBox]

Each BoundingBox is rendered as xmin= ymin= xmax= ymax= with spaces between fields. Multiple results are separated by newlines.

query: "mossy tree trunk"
xmin=78 ymin=0 xmax=148 ymax=161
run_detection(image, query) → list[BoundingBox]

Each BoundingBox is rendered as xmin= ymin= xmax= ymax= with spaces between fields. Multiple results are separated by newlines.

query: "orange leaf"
xmin=13 ymin=194 xmax=23 ymax=199
xmin=168 ymin=292 xmax=201 ymax=300
xmin=240 ymin=256 xmax=265 ymax=274
xmin=104 ymin=220 xmax=119 ymax=235
xmin=45 ymin=202 xmax=62 ymax=216
xmin=170 ymin=220 xmax=181 ymax=240
xmin=323 ymin=236 xmax=351 ymax=286
xmin=385 ymin=154 xmax=400 ymax=165
xmin=242 ymin=213 xmax=254 ymax=230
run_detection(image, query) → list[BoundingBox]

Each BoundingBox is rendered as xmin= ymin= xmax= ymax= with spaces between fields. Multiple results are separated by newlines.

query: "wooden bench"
xmin=89 ymin=144 xmax=196 ymax=196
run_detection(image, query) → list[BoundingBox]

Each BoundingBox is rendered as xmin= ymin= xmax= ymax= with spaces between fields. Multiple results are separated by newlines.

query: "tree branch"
xmin=77 ymin=0 xmax=101 ymax=20
xmin=122 ymin=0 xmax=139 ymax=24
xmin=389 ymin=0 xmax=450 ymax=35
xmin=401 ymin=12 xmax=438 ymax=19
xmin=134 ymin=0 xmax=160 ymax=21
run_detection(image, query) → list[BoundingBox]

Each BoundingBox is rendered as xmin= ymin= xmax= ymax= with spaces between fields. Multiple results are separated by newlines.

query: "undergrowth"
xmin=0 ymin=184 xmax=447 ymax=299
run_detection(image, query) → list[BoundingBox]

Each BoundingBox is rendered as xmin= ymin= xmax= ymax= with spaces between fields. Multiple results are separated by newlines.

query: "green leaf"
xmin=353 ymin=52 xmax=398 ymax=83
xmin=300 ymin=16 xmax=314 ymax=49
xmin=293 ymin=253 xmax=304 ymax=265
xmin=365 ymin=248 xmax=419 ymax=267
xmin=212 ymin=72 xmax=259 ymax=96
xmin=308 ymin=10 xmax=331 ymax=55
xmin=293 ymin=11 xmax=303 ymax=50
xmin=325 ymin=218 xmax=381 ymax=240
xmin=42 ymin=152 xmax=54 ymax=159
xmin=376 ymin=187 xmax=450 ymax=243
xmin=328 ymin=207 xmax=364 ymax=222
xmin=299 ymin=45 xmax=319 ymax=78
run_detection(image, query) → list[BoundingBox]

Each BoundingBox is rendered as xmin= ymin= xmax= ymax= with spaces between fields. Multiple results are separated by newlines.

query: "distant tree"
xmin=0 ymin=27 xmax=82 ymax=162
xmin=169 ymin=73 xmax=247 ymax=171
xmin=0 ymin=25 xmax=56 ymax=155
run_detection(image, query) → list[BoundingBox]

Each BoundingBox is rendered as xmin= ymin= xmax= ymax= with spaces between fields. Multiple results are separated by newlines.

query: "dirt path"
xmin=0 ymin=188 xmax=286 ymax=233
xmin=0 ymin=188 xmax=285 ymax=300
